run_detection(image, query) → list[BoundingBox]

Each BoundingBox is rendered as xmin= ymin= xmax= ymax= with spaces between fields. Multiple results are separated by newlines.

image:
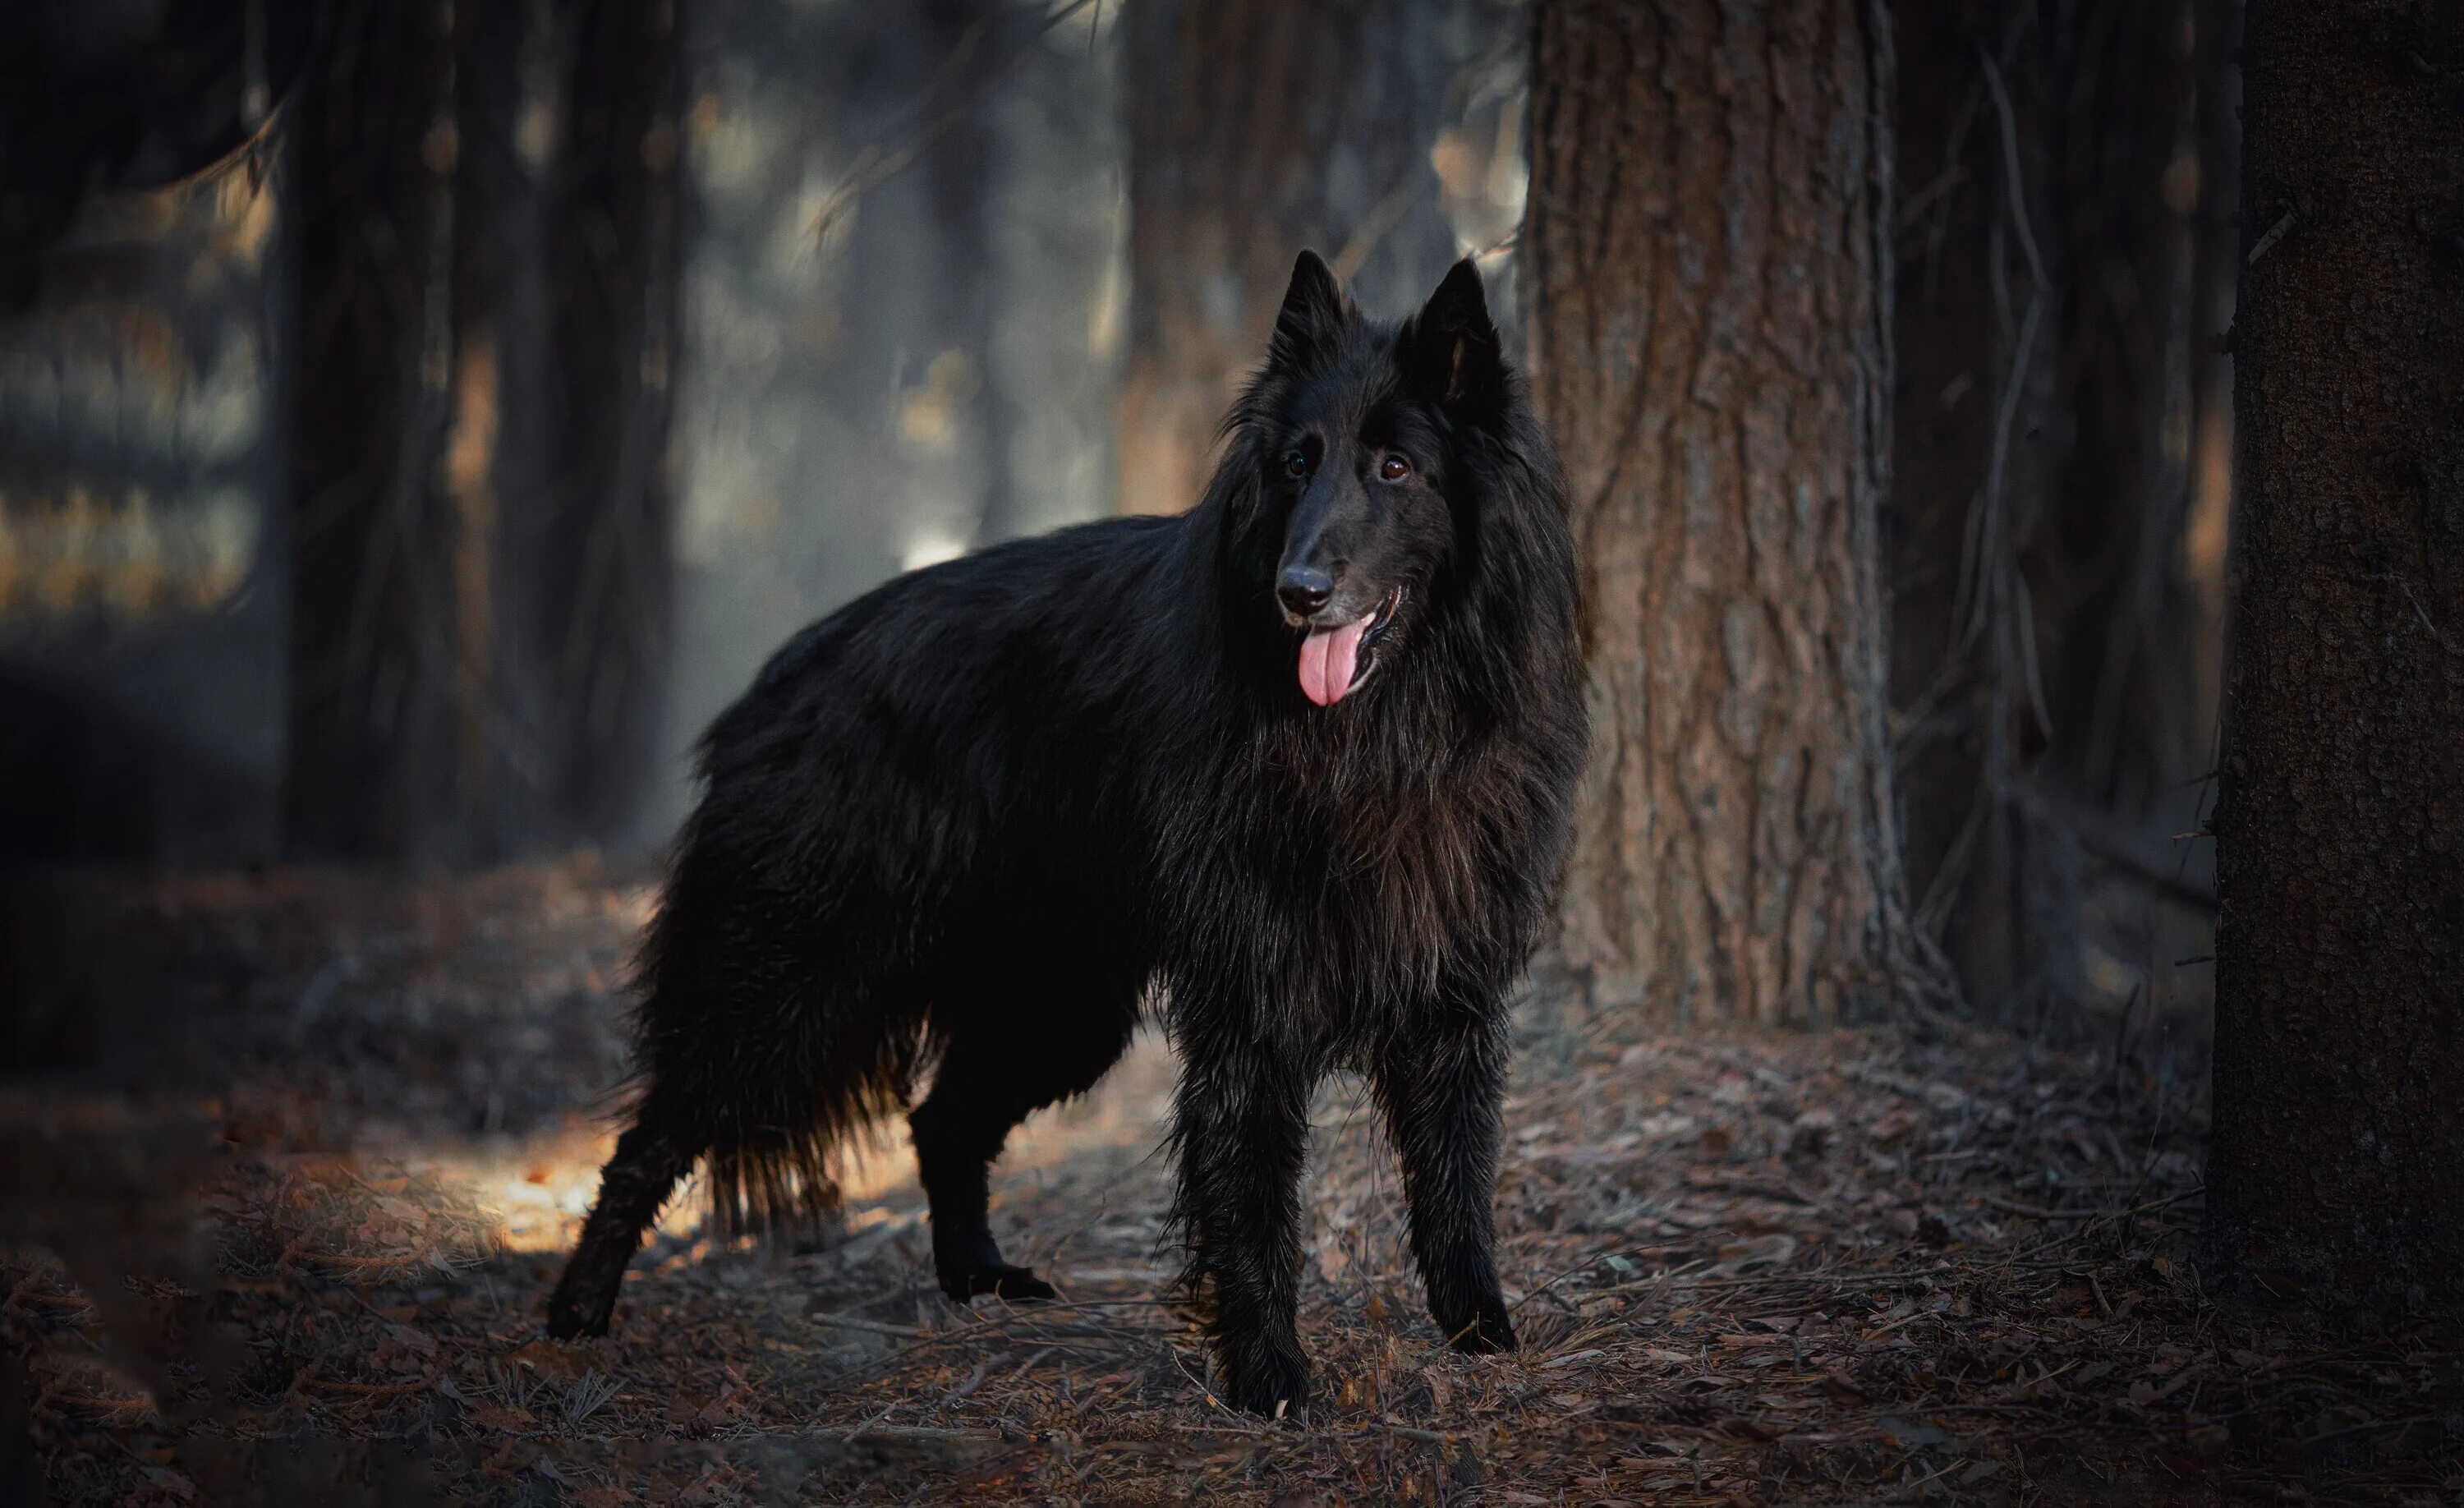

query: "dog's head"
xmin=1225 ymin=251 xmax=1512 ymax=708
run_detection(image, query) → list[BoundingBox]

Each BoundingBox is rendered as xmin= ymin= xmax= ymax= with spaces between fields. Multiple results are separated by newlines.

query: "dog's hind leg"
xmin=909 ymin=987 xmax=1138 ymax=1302
xmin=1372 ymin=1007 xmax=1516 ymax=1354
xmin=546 ymin=1106 xmax=700 ymax=1337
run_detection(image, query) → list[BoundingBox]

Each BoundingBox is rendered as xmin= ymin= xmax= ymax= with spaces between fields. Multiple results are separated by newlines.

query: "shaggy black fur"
xmin=545 ymin=251 xmax=1586 ymax=1417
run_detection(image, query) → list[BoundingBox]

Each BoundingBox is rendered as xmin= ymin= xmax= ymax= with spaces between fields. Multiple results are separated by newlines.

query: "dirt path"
xmin=2 ymin=864 xmax=2454 ymax=1505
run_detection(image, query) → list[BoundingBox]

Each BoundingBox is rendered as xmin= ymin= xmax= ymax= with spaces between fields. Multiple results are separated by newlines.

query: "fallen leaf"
xmin=1878 ymin=1414 xmax=1960 ymax=1451
xmin=388 ymin=1324 xmax=438 ymax=1355
xmin=1869 ymin=1106 xmax=1923 ymax=1147
xmin=1713 ymin=1234 xmax=1795 ymax=1272
xmin=468 ymin=1403 xmax=536 ymax=1431
xmin=2127 ymin=1371 xmax=2195 ymax=1408
xmin=664 ymin=1395 xmax=709 ymax=1428
xmin=2183 ymin=1422 xmax=2232 ymax=1458
xmin=508 ymin=1339 xmax=585 ymax=1385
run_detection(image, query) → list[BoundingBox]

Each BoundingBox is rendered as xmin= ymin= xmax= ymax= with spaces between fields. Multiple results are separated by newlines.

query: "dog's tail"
xmin=626 ymin=843 xmax=929 ymax=1243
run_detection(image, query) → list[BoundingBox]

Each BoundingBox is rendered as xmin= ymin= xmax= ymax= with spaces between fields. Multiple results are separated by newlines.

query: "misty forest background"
xmin=2 ymin=1 xmax=2461 ymax=1496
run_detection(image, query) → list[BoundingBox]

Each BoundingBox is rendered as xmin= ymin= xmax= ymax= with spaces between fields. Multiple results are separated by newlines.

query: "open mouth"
xmin=1295 ymin=585 xmax=1402 ymax=707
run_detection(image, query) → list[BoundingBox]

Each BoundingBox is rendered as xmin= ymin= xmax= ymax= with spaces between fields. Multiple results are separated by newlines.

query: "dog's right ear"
xmin=1267 ymin=250 xmax=1353 ymax=375
xmin=1401 ymin=257 xmax=1505 ymax=413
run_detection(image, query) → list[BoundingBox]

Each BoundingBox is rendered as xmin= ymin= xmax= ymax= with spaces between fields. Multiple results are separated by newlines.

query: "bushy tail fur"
xmin=546 ymin=829 xmax=929 ymax=1337
xmin=627 ymin=858 xmax=931 ymax=1240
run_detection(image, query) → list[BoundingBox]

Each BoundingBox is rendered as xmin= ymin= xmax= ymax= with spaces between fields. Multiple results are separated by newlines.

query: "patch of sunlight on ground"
xmin=389 ymin=1028 xmax=1181 ymax=1254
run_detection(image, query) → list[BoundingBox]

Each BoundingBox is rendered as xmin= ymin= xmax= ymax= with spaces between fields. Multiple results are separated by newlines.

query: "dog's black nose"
xmin=1277 ymin=566 xmax=1334 ymax=618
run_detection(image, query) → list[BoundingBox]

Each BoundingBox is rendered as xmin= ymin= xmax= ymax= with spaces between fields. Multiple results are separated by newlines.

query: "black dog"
xmin=546 ymin=251 xmax=1585 ymax=1416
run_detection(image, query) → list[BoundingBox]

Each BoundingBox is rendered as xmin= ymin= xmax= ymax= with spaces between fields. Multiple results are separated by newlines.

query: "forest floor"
xmin=2 ymin=862 xmax=2458 ymax=1506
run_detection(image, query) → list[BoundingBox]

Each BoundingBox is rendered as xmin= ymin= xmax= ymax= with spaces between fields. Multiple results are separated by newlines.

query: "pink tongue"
xmin=1298 ymin=614 xmax=1372 ymax=706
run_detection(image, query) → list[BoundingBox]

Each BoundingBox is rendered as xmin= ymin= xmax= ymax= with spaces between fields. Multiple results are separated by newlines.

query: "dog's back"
xmin=647 ymin=514 xmax=1193 ymax=1208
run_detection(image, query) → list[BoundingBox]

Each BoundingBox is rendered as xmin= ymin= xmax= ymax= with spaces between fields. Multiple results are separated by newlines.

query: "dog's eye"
xmin=1378 ymin=455 xmax=1411 ymax=482
xmin=1282 ymin=450 xmax=1309 ymax=479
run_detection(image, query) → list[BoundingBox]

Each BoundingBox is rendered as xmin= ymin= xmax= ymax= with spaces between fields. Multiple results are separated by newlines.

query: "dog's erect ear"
xmin=1402 ymin=257 xmax=1504 ymax=411
xmin=1267 ymin=250 xmax=1353 ymax=375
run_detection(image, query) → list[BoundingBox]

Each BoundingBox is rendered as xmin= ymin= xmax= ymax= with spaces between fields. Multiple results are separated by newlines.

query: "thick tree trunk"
xmin=1528 ymin=0 xmax=1939 ymax=1026
xmin=1120 ymin=0 xmax=1457 ymax=515
xmin=283 ymin=1 xmax=468 ymax=861
xmin=2204 ymin=0 xmax=2464 ymax=1307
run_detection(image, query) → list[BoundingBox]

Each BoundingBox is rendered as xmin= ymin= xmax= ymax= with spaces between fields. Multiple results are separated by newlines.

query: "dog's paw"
xmin=544 ymin=1301 xmax=611 ymax=1340
xmin=1217 ymin=1345 xmax=1312 ymax=1421
xmin=939 ymin=1263 xmax=1058 ymax=1303
xmin=1439 ymin=1301 xmax=1517 ymax=1355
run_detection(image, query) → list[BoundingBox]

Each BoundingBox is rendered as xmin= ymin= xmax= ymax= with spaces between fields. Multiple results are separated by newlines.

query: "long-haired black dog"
xmin=545 ymin=251 xmax=1585 ymax=1415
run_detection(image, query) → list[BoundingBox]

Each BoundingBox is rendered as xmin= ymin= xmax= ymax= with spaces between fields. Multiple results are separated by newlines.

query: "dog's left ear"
xmin=1401 ymin=257 xmax=1504 ymax=412
xmin=1268 ymin=250 xmax=1354 ymax=376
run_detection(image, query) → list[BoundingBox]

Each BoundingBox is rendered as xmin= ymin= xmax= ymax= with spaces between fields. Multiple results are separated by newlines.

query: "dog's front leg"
xmin=1375 ymin=1007 xmax=1516 ymax=1354
xmin=1171 ymin=1041 xmax=1314 ymax=1418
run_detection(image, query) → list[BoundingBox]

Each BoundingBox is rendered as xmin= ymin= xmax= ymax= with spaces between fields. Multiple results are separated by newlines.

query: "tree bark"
xmin=2204 ymin=0 xmax=2464 ymax=1308
xmin=283 ymin=0 xmax=468 ymax=861
xmin=1528 ymin=0 xmax=1939 ymax=1026
xmin=1119 ymin=0 xmax=1457 ymax=515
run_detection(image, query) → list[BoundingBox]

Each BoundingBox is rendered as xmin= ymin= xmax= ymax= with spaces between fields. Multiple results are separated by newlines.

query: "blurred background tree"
xmin=1119 ymin=0 xmax=1476 ymax=516
xmin=1889 ymin=0 xmax=2232 ymax=1036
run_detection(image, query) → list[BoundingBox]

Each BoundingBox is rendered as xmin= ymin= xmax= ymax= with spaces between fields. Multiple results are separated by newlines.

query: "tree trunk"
xmin=283 ymin=0 xmax=468 ymax=861
xmin=2184 ymin=0 xmax=2243 ymax=745
xmin=2204 ymin=0 xmax=2464 ymax=1308
xmin=1527 ymin=0 xmax=1940 ymax=1026
xmin=1119 ymin=0 xmax=1457 ymax=515
xmin=1888 ymin=0 xmax=2074 ymax=1028
xmin=518 ymin=0 xmax=686 ymax=850
xmin=2039 ymin=0 xmax=2209 ymax=823
xmin=1890 ymin=0 xmax=2229 ymax=1031
xmin=287 ymin=0 xmax=685 ymax=861
xmin=443 ymin=0 xmax=532 ymax=857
